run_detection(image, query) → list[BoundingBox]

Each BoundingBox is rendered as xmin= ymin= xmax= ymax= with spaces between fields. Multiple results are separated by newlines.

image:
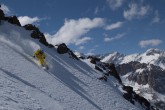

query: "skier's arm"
xmin=33 ymin=51 xmax=37 ymax=57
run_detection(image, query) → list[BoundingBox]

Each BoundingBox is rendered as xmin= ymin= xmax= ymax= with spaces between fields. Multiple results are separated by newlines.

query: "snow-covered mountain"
xmin=101 ymin=49 xmax=165 ymax=70
xmin=0 ymin=17 xmax=141 ymax=110
xmin=100 ymin=50 xmax=165 ymax=110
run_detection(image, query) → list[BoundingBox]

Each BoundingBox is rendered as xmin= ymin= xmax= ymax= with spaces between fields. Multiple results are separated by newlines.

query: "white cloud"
xmin=78 ymin=46 xmax=85 ymax=50
xmin=105 ymin=21 xmax=124 ymax=30
xmin=18 ymin=16 xmax=41 ymax=26
xmin=151 ymin=10 xmax=160 ymax=24
xmin=124 ymin=3 xmax=150 ymax=20
xmin=1 ymin=4 xmax=11 ymax=15
xmin=104 ymin=33 xmax=125 ymax=42
xmin=139 ymin=39 xmax=162 ymax=48
xmin=86 ymin=49 xmax=96 ymax=55
xmin=45 ymin=18 xmax=105 ymax=46
xmin=106 ymin=0 xmax=125 ymax=10
xmin=75 ymin=37 xmax=92 ymax=46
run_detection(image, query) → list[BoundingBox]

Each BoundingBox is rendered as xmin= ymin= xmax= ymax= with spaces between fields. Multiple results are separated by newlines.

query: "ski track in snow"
xmin=0 ymin=21 xmax=139 ymax=110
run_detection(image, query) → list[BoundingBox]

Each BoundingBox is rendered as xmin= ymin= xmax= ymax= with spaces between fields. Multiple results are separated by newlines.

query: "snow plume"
xmin=139 ymin=39 xmax=162 ymax=48
xmin=0 ymin=35 xmax=23 ymax=52
xmin=0 ymin=30 xmax=40 ymax=55
xmin=45 ymin=18 xmax=105 ymax=46
xmin=124 ymin=3 xmax=150 ymax=20
xmin=18 ymin=16 xmax=41 ymax=26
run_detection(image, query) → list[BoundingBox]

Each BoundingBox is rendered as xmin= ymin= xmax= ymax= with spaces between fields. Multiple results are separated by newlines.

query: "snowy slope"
xmin=0 ymin=21 xmax=139 ymax=110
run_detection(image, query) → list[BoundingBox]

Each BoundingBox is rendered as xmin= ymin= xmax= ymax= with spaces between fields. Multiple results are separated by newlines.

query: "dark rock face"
xmin=57 ymin=43 xmax=69 ymax=54
xmin=89 ymin=57 xmax=122 ymax=84
xmin=108 ymin=63 xmax=122 ymax=84
xmin=56 ymin=43 xmax=79 ymax=60
xmin=116 ymin=61 xmax=165 ymax=94
xmin=4 ymin=16 xmax=21 ymax=26
xmin=23 ymin=24 xmax=40 ymax=31
xmin=87 ymin=56 xmax=101 ymax=64
xmin=123 ymin=86 xmax=151 ymax=110
xmin=117 ymin=61 xmax=147 ymax=76
xmin=0 ymin=9 xmax=5 ymax=20
xmin=95 ymin=66 xmax=103 ymax=72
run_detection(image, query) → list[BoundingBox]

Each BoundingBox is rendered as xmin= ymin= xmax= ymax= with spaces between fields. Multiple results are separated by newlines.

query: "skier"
xmin=33 ymin=49 xmax=47 ymax=67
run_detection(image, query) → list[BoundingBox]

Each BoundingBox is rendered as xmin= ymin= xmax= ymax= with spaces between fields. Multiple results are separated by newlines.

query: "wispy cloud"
xmin=18 ymin=16 xmax=41 ymax=26
xmin=139 ymin=39 xmax=162 ymax=48
xmin=75 ymin=37 xmax=92 ymax=46
xmin=78 ymin=46 xmax=85 ymax=50
xmin=45 ymin=18 xmax=105 ymax=46
xmin=86 ymin=49 xmax=96 ymax=55
xmin=104 ymin=33 xmax=125 ymax=42
xmin=105 ymin=21 xmax=124 ymax=30
xmin=94 ymin=6 xmax=99 ymax=14
xmin=0 ymin=4 xmax=11 ymax=15
xmin=124 ymin=3 xmax=150 ymax=20
xmin=151 ymin=10 xmax=160 ymax=24
xmin=106 ymin=0 xmax=125 ymax=10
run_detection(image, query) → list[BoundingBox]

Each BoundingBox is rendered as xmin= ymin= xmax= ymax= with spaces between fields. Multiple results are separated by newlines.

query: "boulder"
xmin=57 ymin=43 xmax=69 ymax=54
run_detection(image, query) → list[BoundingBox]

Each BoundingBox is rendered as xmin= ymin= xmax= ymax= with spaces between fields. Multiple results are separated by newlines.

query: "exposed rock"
xmin=57 ymin=43 xmax=79 ymax=60
xmin=57 ymin=43 xmax=69 ymax=54
xmin=95 ymin=66 xmax=103 ymax=72
xmin=116 ymin=62 xmax=165 ymax=93
xmin=87 ymin=56 xmax=101 ymax=64
xmin=23 ymin=24 xmax=40 ymax=31
xmin=4 ymin=16 xmax=21 ymax=26
xmin=23 ymin=24 xmax=53 ymax=47
xmin=0 ymin=9 xmax=5 ymax=20
xmin=108 ymin=63 xmax=122 ymax=84
xmin=123 ymin=86 xmax=151 ymax=110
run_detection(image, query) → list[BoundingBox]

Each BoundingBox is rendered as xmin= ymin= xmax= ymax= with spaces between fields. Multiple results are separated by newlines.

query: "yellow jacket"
xmin=33 ymin=49 xmax=46 ymax=60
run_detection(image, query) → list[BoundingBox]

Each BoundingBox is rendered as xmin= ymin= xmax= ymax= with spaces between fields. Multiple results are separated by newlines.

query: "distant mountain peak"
xmin=145 ymin=48 xmax=162 ymax=56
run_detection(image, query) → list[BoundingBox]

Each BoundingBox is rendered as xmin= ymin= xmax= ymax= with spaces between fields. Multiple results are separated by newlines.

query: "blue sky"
xmin=1 ymin=0 xmax=165 ymax=55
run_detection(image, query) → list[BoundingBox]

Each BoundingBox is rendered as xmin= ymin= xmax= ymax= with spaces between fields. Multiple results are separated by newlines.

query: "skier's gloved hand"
xmin=33 ymin=56 xmax=35 ymax=58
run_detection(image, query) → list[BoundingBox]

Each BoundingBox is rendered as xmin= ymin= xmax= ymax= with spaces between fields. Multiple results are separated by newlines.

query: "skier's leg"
xmin=40 ymin=59 xmax=44 ymax=66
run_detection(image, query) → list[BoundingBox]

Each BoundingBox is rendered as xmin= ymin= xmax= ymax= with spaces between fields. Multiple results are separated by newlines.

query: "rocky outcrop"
xmin=56 ymin=43 xmax=69 ymax=54
xmin=56 ymin=43 xmax=79 ymax=60
xmin=87 ymin=56 xmax=101 ymax=64
xmin=23 ymin=24 xmax=53 ymax=48
xmin=4 ymin=16 xmax=21 ymax=26
xmin=123 ymin=86 xmax=152 ymax=110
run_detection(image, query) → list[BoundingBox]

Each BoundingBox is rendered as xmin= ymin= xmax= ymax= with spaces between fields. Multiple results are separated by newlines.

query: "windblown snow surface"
xmin=0 ymin=21 xmax=139 ymax=110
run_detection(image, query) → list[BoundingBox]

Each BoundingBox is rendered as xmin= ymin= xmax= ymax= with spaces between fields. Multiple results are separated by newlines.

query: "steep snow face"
xmin=0 ymin=21 xmax=139 ymax=110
